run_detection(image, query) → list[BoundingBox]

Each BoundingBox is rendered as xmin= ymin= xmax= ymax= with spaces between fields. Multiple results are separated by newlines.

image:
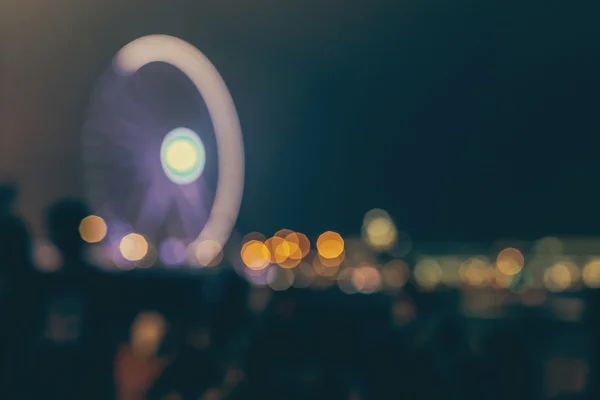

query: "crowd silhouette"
xmin=0 ymin=182 xmax=598 ymax=400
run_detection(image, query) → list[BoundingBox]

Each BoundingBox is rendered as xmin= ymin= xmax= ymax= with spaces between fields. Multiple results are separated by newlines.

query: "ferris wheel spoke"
xmin=134 ymin=180 xmax=171 ymax=236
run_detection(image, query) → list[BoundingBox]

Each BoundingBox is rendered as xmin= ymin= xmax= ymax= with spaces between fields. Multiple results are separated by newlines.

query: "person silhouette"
xmin=31 ymin=198 xmax=111 ymax=399
xmin=0 ymin=183 xmax=38 ymax=398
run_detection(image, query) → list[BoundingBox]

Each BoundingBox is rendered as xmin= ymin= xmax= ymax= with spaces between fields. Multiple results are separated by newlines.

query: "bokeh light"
xmin=414 ymin=257 xmax=443 ymax=289
xmin=267 ymin=266 xmax=295 ymax=291
xmin=265 ymin=236 xmax=289 ymax=264
xmin=544 ymin=261 xmax=578 ymax=292
xmin=459 ymin=257 xmax=491 ymax=287
xmin=241 ymin=240 xmax=271 ymax=270
xmin=285 ymin=232 xmax=310 ymax=259
xmin=79 ymin=215 xmax=108 ymax=243
xmin=362 ymin=209 xmax=397 ymax=251
xmin=313 ymin=252 xmax=341 ymax=277
xmin=352 ymin=263 xmax=383 ymax=294
xmin=119 ymin=233 xmax=149 ymax=262
xmin=496 ymin=247 xmax=525 ymax=276
xmin=317 ymin=231 xmax=344 ymax=259
xmin=382 ymin=260 xmax=410 ymax=290
xmin=583 ymin=258 xmax=600 ymax=288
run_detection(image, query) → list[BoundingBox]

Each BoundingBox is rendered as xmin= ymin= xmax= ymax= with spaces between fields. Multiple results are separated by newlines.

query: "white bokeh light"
xmin=160 ymin=127 xmax=206 ymax=185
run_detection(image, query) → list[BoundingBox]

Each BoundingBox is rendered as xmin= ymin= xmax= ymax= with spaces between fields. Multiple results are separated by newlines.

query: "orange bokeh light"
xmin=317 ymin=231 xmax=344 ymax=259
xmin=241 ymin=240 xmax=271 ymax=270
xmin=285 ymin=232 xmax=310 ymax=259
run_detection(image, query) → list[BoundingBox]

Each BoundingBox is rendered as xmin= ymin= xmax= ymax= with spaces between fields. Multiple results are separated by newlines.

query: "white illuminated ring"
xmin=115 ymin=35 xmax=244 ymax=262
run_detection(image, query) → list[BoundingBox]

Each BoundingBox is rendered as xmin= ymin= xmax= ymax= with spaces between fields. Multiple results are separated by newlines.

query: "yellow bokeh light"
xmin=120 ymin=233 xmax=149 ymax=262
xmin=165 ymin=139 xmax=198 ymax=173
xmin=265 ymin=236 xmax=289 ymax=264
xmin=363 ymin=210 xmax=398 ymax=251
xmin=278 ymin=257 xmax=302 ymax=269
xmin=79 ymin=215 xmax=107 ymax=243
xmin=544 ymin=262 xmax=575 ymax=292
xmin=583 ymin=259 xmax=600 ymax=288
xmin=414 ymin=257 xmax=442 ymax=289
xmin=241 ymin=240 xmax=271 ymax=270
xmin=285 ymin=232 xmax=310 ymax=259
xmin=496 ymin=248 xmax=525 ymax=276
xmin=317 ymin=231 xmax=344 ymax=259
xmin=459 ymin=257 xmax=491 ymax=287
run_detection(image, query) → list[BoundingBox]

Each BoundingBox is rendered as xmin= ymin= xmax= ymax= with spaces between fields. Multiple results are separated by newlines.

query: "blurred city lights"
xmin=352 ymin=263 xmax=383 ymax=294
xmin=582 ymin=258 xmax=600 ymax=288
xmin=277 ymin=254 xmax=302 ymax=269
xmin=265 ymin=236 xmax=289 ymax=264
xmin=496 ymin=247 xmax=525 ymax=276
xmin=382 ymin=260 xmax=410 ymax=290
xmin=267 ymin=266 xmax=295 ymax=291
xmin=438 ymin=256 xmax=462 ymax=285
xmin=459 ymin=257 xmax=491 ymax=287
xmin=285 ymin=232 xmax=310 ymax=259
xmin=362 ymin=208 xmax=397 ymax=251
xmin=414 ymin=257 xmax=443 ymax=289
xmin=317 ymin=231 xmax=344 ymax=259
xmin=313 ymin=254 xmax=341 ymax=277
xmin=79 ymin=215 xmax=107 ymax=243
xmin=119 ymin=233 xmax=149 ymax=262
xmin=544 ymin=261 xmax=577 ymax=292
xmin=241 ymin=240 xmax=271 ymax=270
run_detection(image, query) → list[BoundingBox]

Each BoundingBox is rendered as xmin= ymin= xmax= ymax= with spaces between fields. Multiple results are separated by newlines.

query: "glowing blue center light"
xmin=160 ymin=127 xmax=206 ymax=185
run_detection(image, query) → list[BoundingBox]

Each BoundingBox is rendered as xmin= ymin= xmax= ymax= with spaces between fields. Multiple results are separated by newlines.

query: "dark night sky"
xmin=1 ymin=0 xmax=599 ymax=242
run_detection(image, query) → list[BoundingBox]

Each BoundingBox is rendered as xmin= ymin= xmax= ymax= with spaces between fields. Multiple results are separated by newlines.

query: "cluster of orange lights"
xmin=241 ymin=229 xmax=329 ymax=271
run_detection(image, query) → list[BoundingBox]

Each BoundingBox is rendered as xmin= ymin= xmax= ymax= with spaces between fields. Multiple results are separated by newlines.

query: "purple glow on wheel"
xmin=159 ymin=238 xmax=187 ymax=266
